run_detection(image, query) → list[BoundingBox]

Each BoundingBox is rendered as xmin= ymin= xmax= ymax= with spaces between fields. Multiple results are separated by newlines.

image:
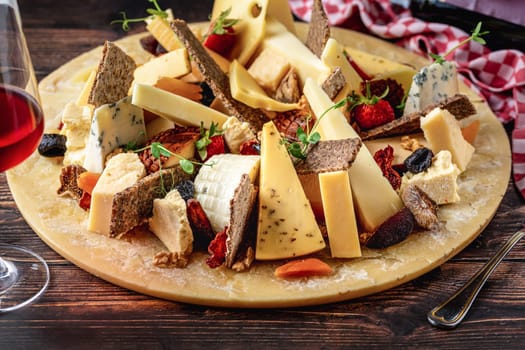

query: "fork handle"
xmin=427 ymin=229 xmax=525 ymax=329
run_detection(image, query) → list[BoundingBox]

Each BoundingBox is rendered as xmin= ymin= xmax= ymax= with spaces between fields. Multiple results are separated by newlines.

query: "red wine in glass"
xmin=0 ymin=84 xmax=44 ymax=172
xmin=0 ymin=0 xmax=50 ymax=313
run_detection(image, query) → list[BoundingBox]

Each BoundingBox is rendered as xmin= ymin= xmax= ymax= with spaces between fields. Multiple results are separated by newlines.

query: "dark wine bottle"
xmin=393 ymin=0 xmax=525 ymax=51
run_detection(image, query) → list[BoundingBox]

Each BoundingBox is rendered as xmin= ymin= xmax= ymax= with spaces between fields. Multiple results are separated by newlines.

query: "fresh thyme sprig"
xmin=284 ymin=97 xmax=350 ymax=160
xmin=429 ymin=21 xmax=489 ymax=64
xmin=111 ymin=0 xmax=168 ymax=31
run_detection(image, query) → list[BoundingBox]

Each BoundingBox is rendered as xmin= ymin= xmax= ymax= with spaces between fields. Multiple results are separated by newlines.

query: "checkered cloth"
xmin=290 ymin=0 xmax=525 ymax=197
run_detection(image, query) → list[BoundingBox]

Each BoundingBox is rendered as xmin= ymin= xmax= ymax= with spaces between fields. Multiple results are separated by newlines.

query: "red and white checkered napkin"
xmin=289 ymin=0 xmax=525 ymax=197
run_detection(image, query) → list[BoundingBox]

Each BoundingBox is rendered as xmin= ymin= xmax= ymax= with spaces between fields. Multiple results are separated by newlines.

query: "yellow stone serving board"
xmin=7 ymin=24 xmax=511 ymax=308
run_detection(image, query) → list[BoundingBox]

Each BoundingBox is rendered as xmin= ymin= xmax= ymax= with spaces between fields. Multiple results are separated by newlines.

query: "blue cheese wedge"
xmin=83 ymin=96 xmax=146 ymax=173
xmin=403 ymin=61 xmax=459 ymax=115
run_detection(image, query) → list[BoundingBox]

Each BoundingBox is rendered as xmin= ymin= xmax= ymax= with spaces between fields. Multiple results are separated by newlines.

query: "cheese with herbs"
xmin=421 ymin=107 xmax=475 ymax=172
xmin=131 ymin=84 xmax=229 ymax=128
xmin=83 ymin=96 xmax=146 ymax=173
xmin=403 ymin=61 xmax=459 ymax=115
xmin=88 ymin=153 xmax=146 ymax=236
xmin=303 ymin=78 xmax=403 ymax=232
xmin=319 ymin=171 xmax=361 ymax=258
xmin=401 ymin=150 xmax=460 ymax=205
xmin=256 ymin=121 xmax=325 ymax=260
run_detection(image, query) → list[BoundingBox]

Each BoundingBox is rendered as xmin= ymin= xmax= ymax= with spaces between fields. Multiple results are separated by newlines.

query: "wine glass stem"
xmin=0 ymin=257 xmax=18 ymax=292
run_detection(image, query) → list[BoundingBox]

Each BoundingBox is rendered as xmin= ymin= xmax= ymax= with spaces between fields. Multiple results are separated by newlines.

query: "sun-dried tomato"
xmin=206 ymin=227 xmax=228 ymax=268
xmin=373 ymin=145 xmax=401 ymax=190
xmin=78 ymin=191 xmax=91 ymax=211
xmin=239 ymin=139 xmax=260 ymax=155
xmin=187 ymin=199 xmax=215 ymax=250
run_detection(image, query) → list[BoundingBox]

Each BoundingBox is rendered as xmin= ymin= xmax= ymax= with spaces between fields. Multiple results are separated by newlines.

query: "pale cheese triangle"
xmin=303 ymin=78 xmax=403 ymax=232
xmin=256 ymin=121 xmax=325 ymax=260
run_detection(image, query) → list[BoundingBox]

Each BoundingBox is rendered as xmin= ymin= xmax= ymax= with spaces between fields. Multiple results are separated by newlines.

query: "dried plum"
xmin=199 ymin=82 xmax=215 ymax=106
xmin=176 ymin=179 xmax=195 ymax=202
xmin=364 ymin=207 xmax=415 ymax=249
xmin=404 ymin=147 xmax=433 ymax=174
xmin=38 ymin=133 xmax=67 ymax=157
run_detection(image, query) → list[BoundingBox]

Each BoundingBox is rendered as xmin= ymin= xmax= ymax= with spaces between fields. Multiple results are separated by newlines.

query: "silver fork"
xmin=427 ymin=229 xmax=525 ymax=328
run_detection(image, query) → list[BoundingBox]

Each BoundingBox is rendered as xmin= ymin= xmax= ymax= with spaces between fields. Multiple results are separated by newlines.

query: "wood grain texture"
xmin=1 ymin=1 xmax=524 ymax=349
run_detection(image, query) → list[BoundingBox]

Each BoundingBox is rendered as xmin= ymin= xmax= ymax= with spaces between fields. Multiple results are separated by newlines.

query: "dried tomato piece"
xmin=78 ymin=192 xmax=91 ymax=211
xmin=187 ymin=198 xmax=215 ymax=250
xmin=373 ymin=145 xmax=401 ymax=190
xmin=206 ymin=227 xmax=228 ymax=268
xmin=239 ymin=139 xmax=260 ymax=155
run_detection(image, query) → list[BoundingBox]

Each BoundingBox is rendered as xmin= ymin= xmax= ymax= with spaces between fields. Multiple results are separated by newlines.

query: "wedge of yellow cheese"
xmin=345 ymin=47 xmax=412 ymax=78
xmin=248 ymin=47 xmax=290 ymax=92
xmin=256 ymin=121 xmax=325 ymax=260
xmin=321 ymin=38 xmax=363 ymax=100
xmin=211 ymin=0 xmax=269 ymax=65
xmin=421 ymin=107 xmax=475 ymax=172
xmin=131 ymin=84 xmax=228 ymax=128
xmin=319 ymin=171 xmax=361 ymax=258
xmin=88 ymin=153 xmax=146 ymax=236
xmin=132 ymin=48 xmax=190 ymax=87
xmin=261 ymin=17 xmax=331 ymax=85
xmin=75 ymin=69 xmax=96 ymax=107
xmin=230 ymin=60 xmax=299 ymax=112
xmin=303 ymin=78 xmax=403 ymax=232
xmin=267 ymin=0 xmax=296 ymax=34
xmin=145 ymin=11 xmax=182 ymax=52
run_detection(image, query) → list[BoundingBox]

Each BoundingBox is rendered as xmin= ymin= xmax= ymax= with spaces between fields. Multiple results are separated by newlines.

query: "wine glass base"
xmin=0 ymin=244 xmax=50 ymax=313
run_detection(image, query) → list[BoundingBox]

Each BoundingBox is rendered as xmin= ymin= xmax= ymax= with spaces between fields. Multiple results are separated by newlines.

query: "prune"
xmin=404 ymin=147 xmax=433 ymax=174
xmin=199 ymin=82 xmax=215 ymax=106
xmin=38 ymin=133 xmax=67 ymax=157
xmin=176 ymin=179 xmax=195 ymax=202
xmin=364 ymin=207 xmax=415 ymax=249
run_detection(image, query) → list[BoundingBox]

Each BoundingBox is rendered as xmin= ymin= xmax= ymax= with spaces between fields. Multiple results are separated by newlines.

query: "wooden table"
xmin=1 ymin=1 xmax=524 ymax=348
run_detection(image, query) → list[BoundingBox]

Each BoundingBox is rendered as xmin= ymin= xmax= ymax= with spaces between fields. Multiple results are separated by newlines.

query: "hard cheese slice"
xmin=230 ymin=60 xmax=299 ymax=112
xmin=88 ymin=153 xmax=146 ymax=236
xmin=420 ymin=107 xmax=475 ymax=172
xmin=303 ymin=78 xmax=403 ymax=232
xmin=321 ymin=38 xmax=363 ymax=100
xmin=256 ymin=121 xmax=325 ymax=260
xmin=319 ymin=170 xmax=361 ymax=258
xmin=131 ymin=84 xmax=228 ymax=128
xmin=211 ymin=0 xmax=269 ymax=64
xmin=261 ymin=17 xmax=331 ymax=85
xmin=132 ymin=48 xmax=190 ymax=87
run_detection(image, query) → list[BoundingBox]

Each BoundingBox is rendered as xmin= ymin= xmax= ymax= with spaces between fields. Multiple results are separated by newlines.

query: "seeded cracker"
xmin=359 ymin=94 xmax=477 ymax=140
xmin=321 ymin=67 xmax=346 ymax=100
xmin=295 ymin=138 xmax=362 ymax=175
xmin=88 ymin=41 xmax=136 ymax=108
xmin=170 ymin=19 xmax=268 ymax=132
xmin=305 ymin=0 xmax=330 ymax=57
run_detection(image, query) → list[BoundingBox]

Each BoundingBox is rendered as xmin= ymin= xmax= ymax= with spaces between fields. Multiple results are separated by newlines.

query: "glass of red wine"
xmin=0 ymin=0 xmax=50 ymax=312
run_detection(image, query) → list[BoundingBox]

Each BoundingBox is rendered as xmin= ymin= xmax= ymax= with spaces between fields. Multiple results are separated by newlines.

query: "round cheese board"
xmin=7 ymin=23 xmax=511 ymax=307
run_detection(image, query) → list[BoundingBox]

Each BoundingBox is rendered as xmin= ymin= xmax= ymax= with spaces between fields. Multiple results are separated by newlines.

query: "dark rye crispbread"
xmin=88 ymin=41 xmax=136 ymax=108
xmin=295 ymin=137 xmax=362 ymax=175
xmin=170 ymin=19 xmax=269 ymax=132
xmin=305 ymin=0 xmax=330 ymax=57
xmin=359 ymin=93 xmax=477 ymax=140
xmin=321 ymin=67 xmax=346 ymax=99
xmin=225 ymin=174 xmax=257 ymax=268
xmin=57 ymin=164 xmax=87 ymax=199
xmin=109 ymin=166 xmax=193 ymax=238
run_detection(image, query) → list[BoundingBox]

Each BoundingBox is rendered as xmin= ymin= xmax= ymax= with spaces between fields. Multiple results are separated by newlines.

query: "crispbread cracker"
xmin=88 ymin=41 xmax=136 ymax=107
xmin=305 ymin=0 xmax=330 ymax=57
xmin=295 ymin=138 xmax=362 ymax=174
xmin=171 ymin=19 xmax=268 ymax=132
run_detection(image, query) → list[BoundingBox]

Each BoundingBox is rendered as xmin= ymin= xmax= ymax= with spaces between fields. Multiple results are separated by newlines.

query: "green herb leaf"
xmin=111 ymin=0 xmax=168 ymax=32
xmin=179 ymin=159 xmax=194 ymax=174
xmin=431 ymin=21 xmax=488 ymax=64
